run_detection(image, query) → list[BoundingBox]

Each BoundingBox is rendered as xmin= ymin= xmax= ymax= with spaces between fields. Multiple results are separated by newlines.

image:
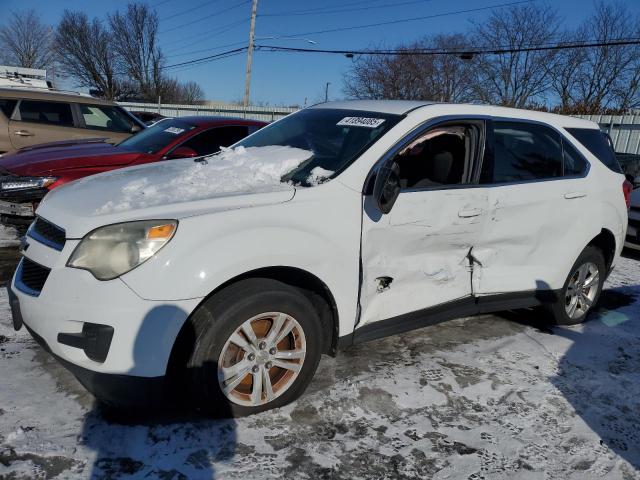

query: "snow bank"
xmin=96 ymin=146 xmax=313 ymax=214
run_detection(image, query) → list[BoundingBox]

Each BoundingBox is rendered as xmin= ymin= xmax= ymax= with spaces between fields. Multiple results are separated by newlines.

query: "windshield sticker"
xmin=337 ymin=117 xmax=386 ymax=128
xmin=164 ymin=127 xmax=185 ymax=135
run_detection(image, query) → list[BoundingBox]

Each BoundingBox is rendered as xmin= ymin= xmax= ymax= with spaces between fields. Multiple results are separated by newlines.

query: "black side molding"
xmin=58 ymin=323 xmax=114 ymax=363
xmin=339 ymin=289 xmax=562 ymax=348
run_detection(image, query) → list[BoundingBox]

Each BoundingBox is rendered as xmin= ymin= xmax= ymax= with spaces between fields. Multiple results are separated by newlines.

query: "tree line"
xmin=0 ymin=4 xmax=205 ymax=104
xmin=343 ymin=1 xmax=640 ymax=114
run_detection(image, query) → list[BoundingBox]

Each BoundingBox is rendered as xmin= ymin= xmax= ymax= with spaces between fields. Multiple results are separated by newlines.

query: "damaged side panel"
xmin=358 ymin=188 xmax=489 ymax=326
xmin=472 ymin=177 xmax=597 ymax=294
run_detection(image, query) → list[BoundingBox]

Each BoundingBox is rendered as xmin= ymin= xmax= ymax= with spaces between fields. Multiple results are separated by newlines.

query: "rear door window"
xmin=80 ymin=104 xmax=135 ymax=133
xmin=0 ymin=99 xmax=17 ymax=118
xmin=566 ymin=127 xmax=622 ymax=173
xmin=481 ymin=121 xmax=562 ymax=184
xmin=18 ymin=100 xmax=74 ymax=127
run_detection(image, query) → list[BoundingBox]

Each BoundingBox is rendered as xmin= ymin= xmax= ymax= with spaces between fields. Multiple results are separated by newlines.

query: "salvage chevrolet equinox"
xmin=8 ymin=101 xmax=629 ymax=416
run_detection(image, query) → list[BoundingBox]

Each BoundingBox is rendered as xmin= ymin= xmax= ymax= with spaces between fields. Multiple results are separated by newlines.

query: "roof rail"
xmin=0 ymin=84 xmax=94 ymax=97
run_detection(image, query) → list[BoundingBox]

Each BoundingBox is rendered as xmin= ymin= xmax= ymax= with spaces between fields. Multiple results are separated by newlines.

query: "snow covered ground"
xmin=0 ymin=252 xmax=639 ymax=479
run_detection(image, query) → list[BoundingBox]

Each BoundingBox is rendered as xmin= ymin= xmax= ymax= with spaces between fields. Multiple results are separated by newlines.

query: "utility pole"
xmin=325 ymin=82 xmax=331 ymax=102
xmin=243 ymin=0 xmax=259 ymax=110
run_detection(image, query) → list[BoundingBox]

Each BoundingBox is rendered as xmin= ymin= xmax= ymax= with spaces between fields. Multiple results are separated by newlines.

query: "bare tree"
xmin=179 ymin=81 xmax=205 ymax=104
xmin=109 ymin=3 xmax=164 ymax=101
xmin=553 ymin=1 xmax=640 ymax=113
xmin=0 ymin=10 xmax=54 ymax=69
xmin=55 ymin=11 xmax=123 ymax=100
xmin=470 ymin=3 xmax=561 ymax=108
xmin=343 ymin=34 xmax=474 ymax=102
xmin=549 ymin=32 xmax=587 ymax=113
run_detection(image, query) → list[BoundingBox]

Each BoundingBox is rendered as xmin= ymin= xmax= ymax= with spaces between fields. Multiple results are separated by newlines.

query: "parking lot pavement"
xmin=0 ymin=252 xmax=639 ymax=479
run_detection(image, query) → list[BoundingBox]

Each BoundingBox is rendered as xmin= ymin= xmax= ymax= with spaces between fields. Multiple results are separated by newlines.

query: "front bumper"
xmin=11 ymin=235 xmax=202 ymax=378
xmin=0 ymin=183 xmax=48 ymax=225
xmin=22 ymin=319 xmax=166 ymax=407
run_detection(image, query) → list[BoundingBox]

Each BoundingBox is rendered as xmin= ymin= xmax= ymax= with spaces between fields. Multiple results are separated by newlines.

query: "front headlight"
xmin=0 ymin=176 xmax=57 ymax=190
xmin=67 ymin=220 xmax=177 ymax=280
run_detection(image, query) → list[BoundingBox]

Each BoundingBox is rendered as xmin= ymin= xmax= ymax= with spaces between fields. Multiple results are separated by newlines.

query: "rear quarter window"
xmin=566 ymin=127 xmax=622 ymax=173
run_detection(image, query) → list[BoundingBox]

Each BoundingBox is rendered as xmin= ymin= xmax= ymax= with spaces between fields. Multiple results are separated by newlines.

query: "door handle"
xmin=14 ymin=130 xmax=34 ymax=137
xmin=458 ymin=208 xmax=483 ymax=218
xmin=564 ymin=192 xmax=587 ymax=199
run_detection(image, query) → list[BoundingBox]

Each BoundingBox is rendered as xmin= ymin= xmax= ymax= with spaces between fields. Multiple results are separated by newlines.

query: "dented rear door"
xmin=471 ymin=119 xmax=590 ymax=295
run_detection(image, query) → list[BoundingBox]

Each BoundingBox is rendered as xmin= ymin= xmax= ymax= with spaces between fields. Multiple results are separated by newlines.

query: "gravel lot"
xmin=0 ymin=243 xmax=639 ymax=479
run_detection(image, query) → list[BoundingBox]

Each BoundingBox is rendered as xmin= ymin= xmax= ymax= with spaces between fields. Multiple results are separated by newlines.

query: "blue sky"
xmin=2 ymin=0 xmax=639 ymax=105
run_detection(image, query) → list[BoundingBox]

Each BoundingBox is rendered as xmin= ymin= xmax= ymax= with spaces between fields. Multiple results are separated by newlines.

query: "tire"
xmin=184 ymin=278 xmax=323 ymax=417
xmin=546 ymin=245 xmax=606 ymax=326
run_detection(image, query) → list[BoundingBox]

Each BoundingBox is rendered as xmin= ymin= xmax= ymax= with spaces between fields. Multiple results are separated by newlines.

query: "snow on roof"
xmin=95 ymin=145 xmax=312 ymax=214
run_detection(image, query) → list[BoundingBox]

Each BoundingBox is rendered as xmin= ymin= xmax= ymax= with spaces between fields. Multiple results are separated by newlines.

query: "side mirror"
xmin=130 ymin=124 xmax=142 ymax=133
xmin=167 ymin=146 xmax=199 ymax=159
xmin=373 ymin=161 xmax=401 ymax=214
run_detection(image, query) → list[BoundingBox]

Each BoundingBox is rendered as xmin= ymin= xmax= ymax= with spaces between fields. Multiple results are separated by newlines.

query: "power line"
xmin=259 ymin=0 xmax=435 ymax=17
xmin=165 ymin=50 xmax=246 ymax=74
xmin=259 ymin=0 xmax=400 ymax=16
xmin=163 ymin=20 xmax=248 ymax=55
xmin=255 ymin=38 xmax=640 ymax=57
xmin=160 ymin=0 xmax=225 ymax=22
xmin=166 ymin=40 xmax=248 ymax=59
xmin=160 ymin=0 xmax=250 ymax=34
xmin=263 ymin=0 xmax=535 ymax=39
xmin=163 ymin=46 xmax=248 ymax=70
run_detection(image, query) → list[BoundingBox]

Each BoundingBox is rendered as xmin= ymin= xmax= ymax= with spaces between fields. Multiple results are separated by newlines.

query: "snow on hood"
xmin=79 ymin=145 xmax=312 ymax=214
xmin=36 ymin=146 xmax=313 ymax=237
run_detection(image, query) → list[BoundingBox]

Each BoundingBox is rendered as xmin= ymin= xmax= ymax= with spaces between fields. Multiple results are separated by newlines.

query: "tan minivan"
xmin=0 ymin=88 xmax=145 ymax=155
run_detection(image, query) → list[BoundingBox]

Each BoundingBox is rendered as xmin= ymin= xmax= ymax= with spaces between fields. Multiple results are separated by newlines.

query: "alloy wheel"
xmin=565 ymin=261 xmax=599 ymax=320
xmin=217 ymin=312 xmax=307 ymax=407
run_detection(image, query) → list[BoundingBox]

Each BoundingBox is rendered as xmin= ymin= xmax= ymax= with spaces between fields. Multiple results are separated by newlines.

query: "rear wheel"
xmin=185 ymin=278 xmax=322 ymax=417
xmin=547 ymin=246 xmax=606 ymax=325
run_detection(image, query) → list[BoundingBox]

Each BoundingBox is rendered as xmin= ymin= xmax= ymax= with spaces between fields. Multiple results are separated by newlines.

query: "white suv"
xmin=8 ymin=101 xmax=629 ymax=416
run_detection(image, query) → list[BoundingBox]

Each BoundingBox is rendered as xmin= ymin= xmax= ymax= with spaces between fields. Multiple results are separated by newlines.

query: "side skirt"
xmin=337 ymin=289 xmax=561 ymax=348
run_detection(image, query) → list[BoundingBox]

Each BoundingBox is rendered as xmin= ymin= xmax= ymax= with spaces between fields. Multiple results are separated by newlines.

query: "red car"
xmin=0 ymin=116 xmax=266 ymax=225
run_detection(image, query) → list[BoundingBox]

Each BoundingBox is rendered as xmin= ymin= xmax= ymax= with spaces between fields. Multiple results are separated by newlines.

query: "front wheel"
xmin=547 ymin=246 xmax=606 ymax=325
xmin=185 ymin=278 xmax=323 ymax=417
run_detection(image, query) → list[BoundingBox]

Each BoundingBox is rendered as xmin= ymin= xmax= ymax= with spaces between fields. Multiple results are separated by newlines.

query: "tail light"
xmin=623 ymin=179 xmax=633 ymax=209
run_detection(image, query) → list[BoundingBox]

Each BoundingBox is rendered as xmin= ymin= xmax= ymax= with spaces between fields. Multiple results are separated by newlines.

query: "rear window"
xmin=18 ymin=100 xmax=74 ymax=127
xmin=0 ymin=98 xmax=17 ymax=118
xmin=117 ymin=118 xmax=196 ymax=154
xmin=566 ymin=128 xmax=622 ymax=173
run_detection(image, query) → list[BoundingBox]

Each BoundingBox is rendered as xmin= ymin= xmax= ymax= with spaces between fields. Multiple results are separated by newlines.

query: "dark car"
xmin=130 ymin=110 xmax=166 ymax=126
xmin=0 ymin=116 xmax=265 ymax=225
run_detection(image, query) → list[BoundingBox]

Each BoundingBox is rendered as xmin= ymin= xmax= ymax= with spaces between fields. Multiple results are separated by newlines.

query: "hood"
xmin=37 ymin=145 xmax=313 ymax=238
xmin=0 ymin=142 xmax=145 ymax=176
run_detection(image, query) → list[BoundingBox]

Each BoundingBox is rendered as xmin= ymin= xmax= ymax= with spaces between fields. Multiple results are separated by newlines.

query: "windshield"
xmin=235 ymin=108 xmax=402 ymax=186
xmin=118 ymin=118 xmax=196 ymax=154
